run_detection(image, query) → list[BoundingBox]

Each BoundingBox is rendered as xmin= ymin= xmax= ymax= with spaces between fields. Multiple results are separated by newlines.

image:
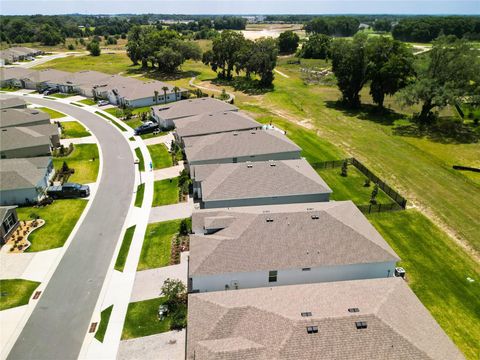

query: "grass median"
xmin=0 ymin=279 xmax=40 ymax=310
xmin=94 ymin=305 xmax=113 ymax=343
xmin=114 ymin=226 xmax=136 ymax=272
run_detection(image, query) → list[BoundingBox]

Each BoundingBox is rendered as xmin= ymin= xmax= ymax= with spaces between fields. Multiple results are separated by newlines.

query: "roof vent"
xmin=233 ymin=132 xmax=238 ymax=136
xmin=355 ymin=321 xmax=367 ymax=329
xmin=306 ymin=326 xmax=318 ymax=334
xmin=269 ymin=161 xmax=276 ymax=167
xmin=266 ymin=218 xmax=274 ymax=223
xmin=306 ymin=208 xmax=314 ymax=211
xmin=348 ymin=308 xmax=360 ymax=313
xmin=251 ymin=131 xmax=256 ymax=134
xmin=301 ymin=312 xmax=312 ymax=317
xmin=311 ymin=214 xmax=319 ymax=220
xmin=31 ymin=110 xmax=39 ymax=114
xmin=247 ymin=163 xmax=253 ymax=168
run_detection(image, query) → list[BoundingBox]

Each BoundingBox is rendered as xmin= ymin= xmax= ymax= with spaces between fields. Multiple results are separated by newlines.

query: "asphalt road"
xmin=6 ymin=97 xmax=135 ymax=360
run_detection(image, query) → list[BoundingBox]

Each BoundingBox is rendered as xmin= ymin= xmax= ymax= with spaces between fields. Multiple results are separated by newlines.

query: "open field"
xmin=152 ymin=178 xmax=179 ymax=207
xmin=53 ymin=144 xmax=99 ymax=183
xmin=16 ymin=199 xmax=87 ymax=251
xmin=148 ymin=144 xmax=172 ymax=170
xmin=61 ymin=121 xmax=90 ymax=138
xmin=138 ymin=219 xmax=182 ymax=271
xmin=0 ymin=279 xmax=40 ymax=310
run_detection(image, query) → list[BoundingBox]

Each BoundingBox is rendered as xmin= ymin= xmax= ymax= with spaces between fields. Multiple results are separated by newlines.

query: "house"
xmin=109 ymin=80 xmax=187 ymax=108
xmin=0 ymin=97 xmax=27 ymax=110
xmin=0 ymin=126 xmax=56 ymax=158
xmin=0 ymin=67 xmax=36 ymax=88
xmin=191 ymin=159 xmax=332 ymax=208
xmin=57 ymin=70 xmax=112 ymax=97
xmin=187 ymin=278 xmax=465 ymax=360
xmin=93 ymin=75 xmax=142 ymax=102
xmin=21 ymin=69 xmax=70 ymax=90
xmin=188 ymin=201 xmax=400 ymax=293
xmin=0 ymin=206 xmax=19 ymax=245
xmin=0 ymin=157 xmax=54 ymax=205
xmin=173 ymin=111 xmax=261 ymax=142
xmin=183 ymin=129 xmax=301 ymax=169
xmin=151 ymin=97 xmax=238 ymax=129
xmin=0 ymin=108 xmax=51 ymax=128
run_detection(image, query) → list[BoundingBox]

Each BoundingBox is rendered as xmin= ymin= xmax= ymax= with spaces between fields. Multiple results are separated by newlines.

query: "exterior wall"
xmin=201 ymin=193 xmax=330 ymax=209
xmin=190 ymin=261 xmax=397 ymax=293
xmin=187 ymin=151 xmax=301 ymax=169
xmin=0 ymin=144 xmax=51 ymax=159
xmin=125 ymin=92 xmax=182 ymax=109
xmin=0 ymin=188 xmax=40 ymax=206
xmin=0 ymin=208 xmax=19 ymax=244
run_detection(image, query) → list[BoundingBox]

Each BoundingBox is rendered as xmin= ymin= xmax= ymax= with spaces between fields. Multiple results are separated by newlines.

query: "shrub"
xmin=179 ymin=218 xmax=191 ymax=235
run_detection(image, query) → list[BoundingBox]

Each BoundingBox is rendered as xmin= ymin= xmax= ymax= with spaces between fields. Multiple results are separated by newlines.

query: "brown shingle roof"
xmin=189 ymin=201 xmax=399 ymax=276
xmin=187 ymin=278 xmax=465 ymax=360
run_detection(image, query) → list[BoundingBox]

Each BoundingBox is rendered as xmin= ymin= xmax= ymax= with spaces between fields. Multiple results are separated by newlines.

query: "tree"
xmin=155 ymin=47 xmax=183 ymax=73
xmin=278 ymin=30 xmax=300 ymax=54
xmin=179 ymin=218 xmax=191 ymax=235
xmin=366 ymin=36 xmax=415 ymax=109
xmin=162 ymin=86 xmax=169 ymax=104
xmin=299 ymin=34 xmax=332 ymax=59
xmin=373 ymin=19 xmax=392 ymax=32
xmin=172 ymin=86 xmax=180 ymax=100
xmin=153 ymin=90 xmax=159 ymax=104
xmin=203 ymin=30 xmax=246 ymax=79
xmin=330 ymin=33 xmax=369 ymax=108
xmin=247 ymin=38 xmax=278 ymax=87
xmin=399 ymin=36 xmax=480 ymax=124
xmin=87 ymin=41 xmax=101 ymax=56
xmin=161 ymin=278 xmax=187 ymax=308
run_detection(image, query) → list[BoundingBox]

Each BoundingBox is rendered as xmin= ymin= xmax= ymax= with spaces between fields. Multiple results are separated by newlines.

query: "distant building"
xmin=0 ymin=157 xmax=54 ymax=205
xmin=0 ymin=67 xmax=36 ymax=88
xmin=191 ymin=158 xmax=332 ymax=208
xmin=183 ymin=129 xmax=301 ymax=168
xmin=0 ymin=47 xmax=43 ymax=65
xmin=151 ymin=98 xmax=238 ymax=129
xmin=187 ymin=278 xmax=465 ymax=360
xmin=189 ymin=201 xmax=399 ymax=292
xmin=0 ymin=206 xmax=19 ymax=245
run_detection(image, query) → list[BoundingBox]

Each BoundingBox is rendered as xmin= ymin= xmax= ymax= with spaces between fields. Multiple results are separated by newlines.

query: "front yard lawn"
xmin=368 ymin=210 xmax=480 ymax=359
xmin=79 ymin=98 xmax=96 ymax=106
xmin=152 ymin=177 xmax=179 ymax=207
xmin=37 ymin=107 xmax=66 ymax=119
xmin=140 ymin=130 xmax=169 ymax=140
xmin=114 ymin=226 xmax=136 ymax=272
xmin=138 ymin=219 xmax=182 ymax=271
xmin=94 ymin=305 xmax=113 ymax=343
xmin=148 ymin=144 xmax=172 ymax=170
xmin=53 ymin=144 xmax=99 ymax=184
xmin=318 ymin=166 xmax=393 ymax=206
xmin=16 ymin=199 xmax=87 ymax=251
xmin=0 ymin=279 xmax=40 ymax=310
xmin=121 ymin=297 xmax=171 ymax=340
xmin=61 ymin=121 xmax=90 ymax=138
xmin=50 ymin=93 xmax=74 ymax=98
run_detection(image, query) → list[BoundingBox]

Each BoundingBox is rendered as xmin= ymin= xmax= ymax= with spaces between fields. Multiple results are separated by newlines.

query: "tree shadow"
xmin=211 ymin=76 xmax=274 ymax=95
xmin=324 ymin=100 xmax=404 ymax=126
xmin=123 ymin=67 xmax=202 ymax=82
xmin=393 ymin=123 xmax=479 ymax=144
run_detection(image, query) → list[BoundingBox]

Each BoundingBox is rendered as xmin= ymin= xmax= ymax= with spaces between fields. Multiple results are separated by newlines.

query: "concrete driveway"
xmin=5 ymin=96 xmax=135 ymax=360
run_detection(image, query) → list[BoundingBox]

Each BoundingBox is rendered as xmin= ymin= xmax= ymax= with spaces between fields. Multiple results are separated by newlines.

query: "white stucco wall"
xmin=0 ymin=188 xmax=41 ymax=206
xmin=190 ymin=261 xmax=397 ymax=293
xmin=187 ymin=151 xmax=302 ymax=168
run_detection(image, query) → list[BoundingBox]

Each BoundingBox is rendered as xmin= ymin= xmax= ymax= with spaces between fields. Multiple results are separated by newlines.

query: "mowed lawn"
xmin=53 ymin=144 xmax=99 ymax=183
xmin=152 ymin=177 xmax=179 ymax=207
xmin=148 ymin=144 xmax=172 ymax=170
xmin=37 ymin=107 xmax=66 ymax=119
xmin=61 ymin=121 xmax=90 ymax=138
xmin=0 ymin=279 xmax=40 ymax=310
xmin=94 ymin=305 xmax=113 ymax=343
xmin=16 ymin=199 xmax=87 ymax=251
xmin=114 ymin=226 xmax=136 ymax=272
xmin=121 ymin=297 xmax=171 ymax=340
xmin=368 ymin=210 xmax=480 ymax=359
xmin=137 ymin=219 xmax=182 ymax=271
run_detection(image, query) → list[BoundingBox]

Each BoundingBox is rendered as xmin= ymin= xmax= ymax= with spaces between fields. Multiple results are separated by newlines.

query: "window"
xmin=301 ymin=312 xmax=312 ymax=317
xmin=268 ymin=270 xmax=277 ymax=283
xmin=348 ymin=308 xmax=360 ymax=313
xmin=2 ymin=213 xmax=16 ymax=233
xmin=355 ymin=321 xmax=367 ymax=329
xmin=306 ymin=326 xmax=318 ymax=334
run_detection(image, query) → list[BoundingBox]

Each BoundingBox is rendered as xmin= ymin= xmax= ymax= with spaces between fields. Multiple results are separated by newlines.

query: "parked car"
xmin=134 ymin=121 xmax=159 ymax=135
xmin=43 ymin=88 xmax=58 ymax=95
xmin=47 ymin=183 xmax=90 ymax=199
xmin=97 ymin=100 xmax=109 ymax=106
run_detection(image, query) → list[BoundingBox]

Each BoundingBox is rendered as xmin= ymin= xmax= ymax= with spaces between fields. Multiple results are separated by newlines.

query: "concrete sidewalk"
xmin=148 ymin=197 xmax=194 ymax=224
xmin=60 ymin=136 xmax=96 ymax=146
xmin=117 ymin=330 xmax=185 ymax=360
xmin=143 ymin=132 xmax=174 ymax=147
xmin=153 ymin=161 xmax=185 ymax=181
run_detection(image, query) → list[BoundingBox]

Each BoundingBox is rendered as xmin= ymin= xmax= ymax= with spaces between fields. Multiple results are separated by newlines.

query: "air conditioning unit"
xmin=395 ymin=267 xmax=406 ymax=278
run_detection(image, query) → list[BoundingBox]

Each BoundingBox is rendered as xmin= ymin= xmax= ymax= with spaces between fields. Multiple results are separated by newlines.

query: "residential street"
xmin=5 ymin=96 xmax=135 ymax=360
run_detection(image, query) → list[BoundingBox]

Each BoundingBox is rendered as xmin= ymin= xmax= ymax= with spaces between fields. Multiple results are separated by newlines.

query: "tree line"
xmin=304 ymin=17 xmax=360 ymax=37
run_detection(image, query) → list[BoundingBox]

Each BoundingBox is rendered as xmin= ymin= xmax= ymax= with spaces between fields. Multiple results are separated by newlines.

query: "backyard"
xmin=0 ymin=279 xmax=40 ymax=310
xmin=61 ymin=121 xmax=90 ymax=138
xmin=152 ymin=177 xmax=179 ymax=207
xmin=53 ymin=144 xmax=99 ymax=183
xmin=147 ymin=144 xmax=172 ymax=170
xmin=137 ymin=219 xmax=182 ymax=271
xmin=16 ymin=199 xmax=87 ymax=251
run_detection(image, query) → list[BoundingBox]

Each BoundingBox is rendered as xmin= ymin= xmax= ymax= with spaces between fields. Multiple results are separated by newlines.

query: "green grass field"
xmin=368 ymin=210 xmax=480 ymax=359
xmin=114 ymin=226 xmax=136 ymax=272
xmin=138 ymin=219 xmax=182 ymax=271
xmin=134 ymin=183 xmax=145 ymax=208
xmin=152 ymin=177 xmax=179 ymax=207
xmin=94 ymin=305 xmax=113 ymax=343
xmin=79 ymin=98 xmax=96 ymax=106
xmin=61 ymin=121 xmax=90 ymax=138
xmin=0 ymin=279 xmax=40 ymax=310
xmin=37 ymin=107 xmax=66 ymax=119
xmin=134 ymin=147 xmax=145 ymax=172
xmin=148 ymin=144 xmax=172 ymax=170
xmin=16 ymin=200 xmax=87 ymax=251
xmin=121 ymin=297 xmax=171 ymax=340
xmin=53 ymin=144 xmax=99 ymax=184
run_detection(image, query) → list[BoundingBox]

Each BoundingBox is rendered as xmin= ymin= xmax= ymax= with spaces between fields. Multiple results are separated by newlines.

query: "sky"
xmin=1 ymin=0 xmax=479 ymax=15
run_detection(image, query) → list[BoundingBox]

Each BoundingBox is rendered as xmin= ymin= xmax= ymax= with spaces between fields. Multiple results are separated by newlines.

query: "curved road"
xmin=6 ymin=97 xmax=135 ymax=360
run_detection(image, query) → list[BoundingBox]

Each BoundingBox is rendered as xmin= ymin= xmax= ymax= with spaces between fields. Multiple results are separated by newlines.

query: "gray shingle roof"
xmin=59 ymin=70 xmax=112 ymax=87
xmin=112 ymin=80 xmax=186 ymax=101
xmin=0 ymin=126 xmax=53 ymax=151
xmin=174 ymin=111 xmax=261 ymax=138
xmin=184 ymin=129 xmax=301 ymax=163
xmin=152 ymin=97 xmax=238 ymax=121
xmin=0 ymin=157 xmax=51 ymax=190
xmin=0 ymin=98 xmax=26 ymax=110
xmin=23 ymin=69 xmax=70 ymax=84
xmin=0 ymin=67 xmax=36 ymax=82
xmin=0 ymin=108 xmax=51 ymax=128
xmin=189 ymin=201 xmax=399 ymax=276
xmin=187 ymin=278 xmax=465 ymax=360
xmin=192 ymin=159 xmax=332 ymax=202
